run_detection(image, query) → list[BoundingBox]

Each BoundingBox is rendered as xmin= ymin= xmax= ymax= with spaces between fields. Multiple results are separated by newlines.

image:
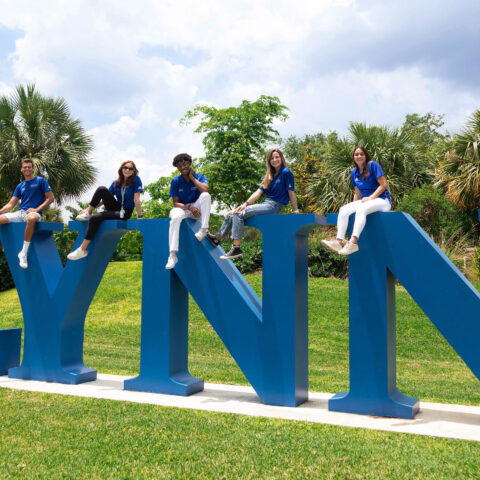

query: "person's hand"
xmin=190 ymin=206 xmax=201 ymax=218
xmin=361 ymin=197 xmax=371 ymax=203
xmin=26 ymin=208 xmax=38 ymax=214
xmin=234 ymin=203 xmax=247 ymax=214
xmin=188 ymin=168 xmax=195 ymax=180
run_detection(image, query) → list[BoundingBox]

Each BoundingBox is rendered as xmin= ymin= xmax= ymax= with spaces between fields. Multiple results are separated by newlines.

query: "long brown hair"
xmin=115 ymin=160 xmax=138 ymax=187
xmin=352 ymin=146 xmax=371 ymax=179
xmin=261 ymin=149 xmax=287 ymax=189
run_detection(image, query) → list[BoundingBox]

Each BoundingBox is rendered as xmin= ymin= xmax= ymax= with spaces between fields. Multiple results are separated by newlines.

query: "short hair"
xmin=172 ymin=153 xmax=192 ymax=167
xmin=21 ymin=158 xmax=33 ymax=167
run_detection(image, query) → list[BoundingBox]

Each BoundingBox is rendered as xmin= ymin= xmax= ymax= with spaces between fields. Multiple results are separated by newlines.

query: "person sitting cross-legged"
xmin=0 ymin=158 xmax=54 ymax=269
xmin=165 ymin=153 xmax=211 ymax=270
xmin=207 ymin=148 xmax=299 ymax=259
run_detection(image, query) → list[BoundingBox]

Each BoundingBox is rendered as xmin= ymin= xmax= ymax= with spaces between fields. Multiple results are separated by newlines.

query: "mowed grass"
xmin=1 ymin=261 xmax=480 ymax=478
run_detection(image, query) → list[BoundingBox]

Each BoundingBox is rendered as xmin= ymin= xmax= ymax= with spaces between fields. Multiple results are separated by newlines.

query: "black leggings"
xmin=85 ymin=186 xmax=133 ymax=240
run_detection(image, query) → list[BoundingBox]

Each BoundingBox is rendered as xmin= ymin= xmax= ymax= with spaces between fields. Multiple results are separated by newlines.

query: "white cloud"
xmin=0 ymin=0 xmax=478 ymax=216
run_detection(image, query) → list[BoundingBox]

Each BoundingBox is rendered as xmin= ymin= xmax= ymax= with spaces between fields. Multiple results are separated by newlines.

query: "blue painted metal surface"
xmin=1 ymin=212 xmax=479 ymax=418
xmin=0 ymin=328 xmax=21 ymax=375
xmin=328 ymin=211 xmax=480 ymax=418
xmin=0 ymin=220 xmax=128 ymax=383
xmin=126 ymin=214 xmax=325 ymax=407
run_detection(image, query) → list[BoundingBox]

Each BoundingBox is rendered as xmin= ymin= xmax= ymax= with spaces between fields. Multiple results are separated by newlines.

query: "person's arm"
xmin=188 ymin=169 xmax=209 ymax=193
xmin=26 ymin=191 xmax=54 ymax=214
xmin=134 ymin=192 xmax=143 ymax=218
xmin=288 ymin=190 xmax=299 ymax=213
xmin=0 ymin=196 xmax=19 ymax=215
xmin=172 ymin=196 xmax=201 ymax=218
xmin=233 ymin=189 xmax=264 ymax=214
xmin=353 ymin=187 xmax=362 ymax=201
xmin=361 ymin=176 xmax=388 ymax=203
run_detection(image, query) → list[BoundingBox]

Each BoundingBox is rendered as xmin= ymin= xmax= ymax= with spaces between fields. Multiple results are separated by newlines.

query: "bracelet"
xmin=245 ymin=201 xmax=250 ymax=206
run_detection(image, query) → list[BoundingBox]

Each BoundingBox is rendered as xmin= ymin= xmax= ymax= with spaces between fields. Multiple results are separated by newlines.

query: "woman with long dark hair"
xmin=322 ymin=146 xmax=391 ymax=255
xmin=207 ymin=148 xmax=299 ymax=259
xmin=68 ymin=160 xmax=143 ymax=260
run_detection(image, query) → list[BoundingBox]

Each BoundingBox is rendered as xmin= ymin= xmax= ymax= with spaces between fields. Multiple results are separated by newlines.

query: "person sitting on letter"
xmin=165 ymin=153 xmax=211 ymax=270
xmin=0 ymin=158 xmax=54 ymax=269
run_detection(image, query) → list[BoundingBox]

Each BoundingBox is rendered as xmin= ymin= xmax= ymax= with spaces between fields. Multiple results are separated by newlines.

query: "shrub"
xmin=0 ymin=250 xmax=14 ymax=292
xmin=396 ymin=185 xmax=475 ymax=243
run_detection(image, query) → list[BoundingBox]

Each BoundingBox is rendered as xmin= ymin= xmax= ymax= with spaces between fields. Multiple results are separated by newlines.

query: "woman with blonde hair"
xmin=68 ymin=160 xmax=143 ymax=260
xmin=207 ymin=148 xmax=299 ymax=259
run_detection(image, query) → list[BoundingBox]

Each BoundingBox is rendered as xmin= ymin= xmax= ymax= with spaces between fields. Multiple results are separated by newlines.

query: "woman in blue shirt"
xmin=322 ymin=146 xmax=391 ymax=255
xmin=207 ymin=149 xmax=299 ymax=259
xmin=68 ymin=160 xmax=143 ymax=260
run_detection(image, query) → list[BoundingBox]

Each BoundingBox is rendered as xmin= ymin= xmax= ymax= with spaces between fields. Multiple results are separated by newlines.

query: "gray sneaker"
xmin=220 ymin=246 xmax=243 ymax=260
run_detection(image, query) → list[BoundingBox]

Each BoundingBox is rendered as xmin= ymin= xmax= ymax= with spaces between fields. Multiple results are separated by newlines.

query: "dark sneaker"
xmin=206 ymin=232 xmax=221 ymax=247
xmin=220 ymin=246 xmax=243 ymax=260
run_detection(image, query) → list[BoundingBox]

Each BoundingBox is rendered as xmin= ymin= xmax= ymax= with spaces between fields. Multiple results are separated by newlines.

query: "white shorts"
xmin=1 ymin=210 xmax=41 ymax=223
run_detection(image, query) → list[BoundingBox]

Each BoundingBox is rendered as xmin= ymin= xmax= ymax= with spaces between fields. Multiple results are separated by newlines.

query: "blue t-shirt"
xmin=259 ymin=167 xmax=295 ymax=205
xmin=169 ymin=173 xmax=208 ymax=204
xmin=13 ymin=176 xmax=52 ymax=213
xmin=109 ymin=176 xmax=143 ymax=209
xmin=351 ymin=161 xmax=391 ymax=202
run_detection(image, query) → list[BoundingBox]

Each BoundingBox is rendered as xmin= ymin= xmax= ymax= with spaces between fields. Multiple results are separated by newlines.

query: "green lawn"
xmin=1 ymin=262 xmax=479 ymax=479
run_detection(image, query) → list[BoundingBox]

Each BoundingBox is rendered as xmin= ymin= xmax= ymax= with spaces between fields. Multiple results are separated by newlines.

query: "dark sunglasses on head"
xmin=122 ymin=166 xmax=134 ymax=171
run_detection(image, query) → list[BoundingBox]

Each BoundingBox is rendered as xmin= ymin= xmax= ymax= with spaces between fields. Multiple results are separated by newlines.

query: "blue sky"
xmin=0 ymin=0 xmax=479 ymax=204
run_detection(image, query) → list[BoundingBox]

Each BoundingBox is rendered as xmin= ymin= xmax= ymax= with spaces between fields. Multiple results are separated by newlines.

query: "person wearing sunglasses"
xmin=68 ymin=160 xmax=143 ymax=260
xmin=165 ymin=153 xmax=211 ymax=269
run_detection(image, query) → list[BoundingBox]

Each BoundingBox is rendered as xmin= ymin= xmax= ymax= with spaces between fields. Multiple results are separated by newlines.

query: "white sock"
xmin=21 ymin=241 xmax=30 ymax=255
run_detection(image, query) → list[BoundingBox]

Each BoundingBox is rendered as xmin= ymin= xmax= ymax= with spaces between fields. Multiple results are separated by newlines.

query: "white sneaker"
xmin=67 ymin=247 xmax=88 ymax=261
xmin=338 ymin=241 xmax=359 ymax=255
xmin=18 ymin=252 xmax=28 ymax=269
xmin=165 ymin=253 xmax=178 ymax=270
xmin=195 ymin=228 xmax=208 ymax=242
xmin=76 ymin=212 xmax=92 ymax=221
xmin=321 ymin=239 xmax=344 ymax=253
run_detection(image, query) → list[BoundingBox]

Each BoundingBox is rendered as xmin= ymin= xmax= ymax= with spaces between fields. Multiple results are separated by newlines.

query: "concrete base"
xmin=1 ymin=373 xmax=479 ymax=442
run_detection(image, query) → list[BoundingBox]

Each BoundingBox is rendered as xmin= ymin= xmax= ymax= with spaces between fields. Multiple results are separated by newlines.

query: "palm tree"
xmin=436 ymin=109 xmax=480 ymax=212
xmin=304 ymin=122 xmax=429 ymax=213
xmin=0 ymin=84 xmax=97 ymax=206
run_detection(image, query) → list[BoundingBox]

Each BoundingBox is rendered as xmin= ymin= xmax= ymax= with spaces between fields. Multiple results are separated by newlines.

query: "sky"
xmin=0 ymin=0 xmax=479 ymax=205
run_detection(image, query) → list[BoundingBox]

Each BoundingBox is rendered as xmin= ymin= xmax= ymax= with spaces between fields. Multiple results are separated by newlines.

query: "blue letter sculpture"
xmin=1 ymin=211 xmax=480 ymax=418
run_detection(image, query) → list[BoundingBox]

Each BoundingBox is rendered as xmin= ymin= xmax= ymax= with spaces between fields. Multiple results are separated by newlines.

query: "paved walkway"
xmin=1 ymin=374 xmax=479 ymax=442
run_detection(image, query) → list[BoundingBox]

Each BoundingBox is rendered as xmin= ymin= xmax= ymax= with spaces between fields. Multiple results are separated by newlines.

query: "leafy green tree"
xmin=181 ymin=95 xmax=289 ymax=209
xmin=142 ymin=172 xmax=177 ymax=218
xmin=436 ymin=109 xmax=480 ymax=212
xmin=0 ymin=84 xmax=96 ymax=206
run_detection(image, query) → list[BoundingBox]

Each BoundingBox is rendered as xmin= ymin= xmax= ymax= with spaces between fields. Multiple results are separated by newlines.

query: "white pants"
xmin=337 ymin=198 xmax=391 ymax=240
xmin=168 ymin=192 xmax=211 ymax=252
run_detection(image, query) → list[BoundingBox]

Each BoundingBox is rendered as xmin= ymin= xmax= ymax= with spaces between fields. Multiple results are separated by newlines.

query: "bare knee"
xmin=26 ymin=213 xmax=40 ymax=224
xmin=0 ymin=215 xmax=8 ymax=225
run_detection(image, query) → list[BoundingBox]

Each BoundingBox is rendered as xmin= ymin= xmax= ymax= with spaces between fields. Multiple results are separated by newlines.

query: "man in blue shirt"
xmin=0 ymin=158 xmax=54 ymax=269
xmin=166 ymin=153 xmax=211 ymax=269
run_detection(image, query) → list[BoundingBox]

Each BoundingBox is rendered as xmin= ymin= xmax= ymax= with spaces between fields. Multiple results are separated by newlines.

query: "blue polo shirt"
xmin=13 ymin=176 xmax=52 ymax=213
xmin=259 ymin=167 xmax=295 ymax=205
xmin=109 ymin=176 xmax=143 ymax=209
xmin=351 ymin=161 xmax=391 ymax=202
xmin=169 ymin=173 xmax=208 ymax=204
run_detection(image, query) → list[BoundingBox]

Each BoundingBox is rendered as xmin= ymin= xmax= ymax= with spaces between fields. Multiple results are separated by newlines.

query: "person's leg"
xmin=232 ymin=201 xmax=282 ymax=244
xmin=336 ymin=200 xmax=361 ymax=241
xmin=351 ymin=198 xmax=391 ymax=242
xmin=166 ymin=207 xmax=190 ymax=269
xmin=221 ymin=201 xmax=282 ymax=259
xmin=78 ymin=187 xmax=120 ymax=218
xmin=14 ymin=211 xmax=38 ymax=269
xmin=68 ymin=211 xmax=121 ymax=260
xmin=192 ymin=192 xmax=211 ymax=241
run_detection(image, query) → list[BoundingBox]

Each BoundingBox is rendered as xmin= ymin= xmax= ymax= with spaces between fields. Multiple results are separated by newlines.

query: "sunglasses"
xmin=122 ymin=166 xmax=134 ymax=171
